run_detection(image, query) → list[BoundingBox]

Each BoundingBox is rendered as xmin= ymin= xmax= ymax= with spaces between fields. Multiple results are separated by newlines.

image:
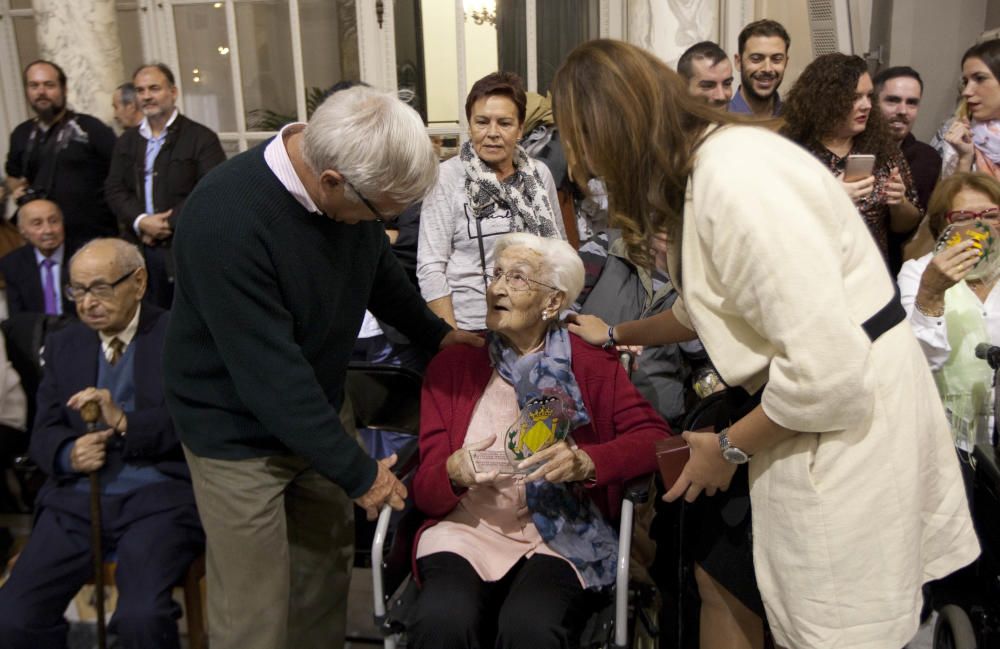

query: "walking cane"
xmin=80 ymin=400 xmax=107 ymax=649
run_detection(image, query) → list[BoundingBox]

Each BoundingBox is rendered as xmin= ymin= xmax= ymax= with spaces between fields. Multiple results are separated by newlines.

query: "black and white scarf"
xmin=461 ymin=140 xmax=559 ymax=237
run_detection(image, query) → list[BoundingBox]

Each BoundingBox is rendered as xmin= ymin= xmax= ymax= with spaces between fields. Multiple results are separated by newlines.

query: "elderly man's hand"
xmin=67 ymin=387 xmax=127 ymax=433
xmin=446 ymin=436 xmax=501 ymax=488
xmin=354 ymin=453 xmax=408 ymax=521
xmin=440 ymin=329 xmax=485 ymax=349
xmin=519 ymin=441 xmax=595 ymax=483
xmin=70 ymin=429 xmax=115 ymax=473
xmin=565 ymin=312 xmax=612 ymax=347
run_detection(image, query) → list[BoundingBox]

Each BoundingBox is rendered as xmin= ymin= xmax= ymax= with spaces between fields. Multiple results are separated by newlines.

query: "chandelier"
xmin=464 ymin=0 xmax=497 ymax=27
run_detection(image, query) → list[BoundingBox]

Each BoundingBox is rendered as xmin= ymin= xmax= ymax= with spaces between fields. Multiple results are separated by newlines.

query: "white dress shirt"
xmin=897 ymin=252 xmax=1000 ymax=371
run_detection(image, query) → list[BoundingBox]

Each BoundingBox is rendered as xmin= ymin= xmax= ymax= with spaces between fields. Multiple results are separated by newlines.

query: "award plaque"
xmin=469 ymin=448 xmax=516 ymax=474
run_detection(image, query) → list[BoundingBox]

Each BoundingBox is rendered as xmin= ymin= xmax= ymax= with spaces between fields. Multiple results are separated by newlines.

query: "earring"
xmin=541 ymin=312 xmax=549 ymax=321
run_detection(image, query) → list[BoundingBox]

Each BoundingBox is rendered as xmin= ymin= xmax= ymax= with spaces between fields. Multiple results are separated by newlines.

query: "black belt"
xmin=861 ymin=285 xmax=905 ymax=343
xmin=720 ymin=287 xmax=905 ymax=426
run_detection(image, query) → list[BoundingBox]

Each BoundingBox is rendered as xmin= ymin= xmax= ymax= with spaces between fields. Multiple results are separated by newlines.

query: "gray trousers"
xmin=183 ymin=446 xmax=355 ymax=649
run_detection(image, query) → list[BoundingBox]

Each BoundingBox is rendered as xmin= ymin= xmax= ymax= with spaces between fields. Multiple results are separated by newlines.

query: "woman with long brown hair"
xmin=557 ymin=39 xmax=978 ymax=649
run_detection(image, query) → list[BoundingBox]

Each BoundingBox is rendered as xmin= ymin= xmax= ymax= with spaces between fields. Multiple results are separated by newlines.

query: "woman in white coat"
xmin=555 ymin=39 xmax=979 ymax=649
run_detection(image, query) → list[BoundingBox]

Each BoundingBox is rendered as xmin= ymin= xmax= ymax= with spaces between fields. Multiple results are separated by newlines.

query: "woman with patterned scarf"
xmin=934 ymin=40 xmax=1000 ymax=183
xmin=418 ymin=73 xmax=566 ymax=332
xmin=898 ymin=172 xmax=1000 ymax=481
xmin=409 ymin=233 xmax=668 ymax=649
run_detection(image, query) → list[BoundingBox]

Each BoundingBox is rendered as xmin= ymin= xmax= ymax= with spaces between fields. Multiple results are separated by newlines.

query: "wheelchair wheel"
xmin=933 ymin=605 xmax=977 ymax=649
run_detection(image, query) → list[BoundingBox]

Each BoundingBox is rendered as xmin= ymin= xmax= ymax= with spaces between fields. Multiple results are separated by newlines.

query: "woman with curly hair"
xmin=782 ymin=53 xmax=922 ymax=265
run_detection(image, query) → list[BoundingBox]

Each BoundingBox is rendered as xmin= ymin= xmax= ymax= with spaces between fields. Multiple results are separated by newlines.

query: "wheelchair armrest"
xmin=624 ymin=474 xmax=652 ymax=504
xmin=391 ymin=436 xmax=420 ymax=481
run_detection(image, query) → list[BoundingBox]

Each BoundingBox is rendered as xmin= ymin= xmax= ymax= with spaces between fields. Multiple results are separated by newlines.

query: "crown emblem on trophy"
xmin=529 ymin=405 xmax=554 ymax=421
xmin=505 ymin=396 xmax=569 ymax=465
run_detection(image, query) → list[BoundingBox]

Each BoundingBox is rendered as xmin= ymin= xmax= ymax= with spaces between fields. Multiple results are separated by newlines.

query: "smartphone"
xmin=843 ymin=154 xmax=876 ymax=182
xmin=655 ymin=436 xmax=690 ymax=489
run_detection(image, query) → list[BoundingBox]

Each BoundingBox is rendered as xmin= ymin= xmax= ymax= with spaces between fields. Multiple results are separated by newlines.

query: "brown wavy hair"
xmin=550 ymin=39 xmax=742 ymax=267
xmin=781 ymin=53 xmax=897 ymax=168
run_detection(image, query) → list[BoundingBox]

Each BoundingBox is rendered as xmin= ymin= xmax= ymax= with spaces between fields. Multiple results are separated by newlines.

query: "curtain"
xmin=496 ymin=0 xmax=527 ymax=84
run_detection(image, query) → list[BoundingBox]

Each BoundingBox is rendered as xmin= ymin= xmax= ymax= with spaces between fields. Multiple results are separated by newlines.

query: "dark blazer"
xmin=29 ymin=305 xmax=190 ymax=492
xmin=0 ymin=244 xmax=75 ymax=318
xmin=104 ymin=113 xmax=226 ymax=241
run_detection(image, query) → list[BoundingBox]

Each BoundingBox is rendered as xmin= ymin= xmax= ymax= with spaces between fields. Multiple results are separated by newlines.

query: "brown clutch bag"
xmin=655 ymin=436 xmax=690 ymax=489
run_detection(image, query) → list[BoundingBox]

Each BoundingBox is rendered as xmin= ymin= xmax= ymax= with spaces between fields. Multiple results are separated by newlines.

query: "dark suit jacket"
xmin=29 ymin=305 xmax=190 ymax=497
xmin=104 ymin=113 xmax=226 ymax=243
xmin=0 ymin=244 xmax=75 ymax=318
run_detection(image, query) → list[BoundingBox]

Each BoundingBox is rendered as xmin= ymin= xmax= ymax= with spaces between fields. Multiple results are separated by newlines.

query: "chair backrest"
xmin=1 ymin=313 xmax=73 ymax=428
xmin=680 ymin=389 xmax=731 ymax=433
xmin=344 ymin=362 xmax=423 ymax=436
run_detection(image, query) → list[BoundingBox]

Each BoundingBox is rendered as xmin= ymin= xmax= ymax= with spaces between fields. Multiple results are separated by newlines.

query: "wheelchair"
xmin=344 ymin=359 xmax=660 ymax=649
xmin=930 ymin=441 xmax=1000 ymax=649
xmin=928 ymin=347 xmax=1000 ymax=649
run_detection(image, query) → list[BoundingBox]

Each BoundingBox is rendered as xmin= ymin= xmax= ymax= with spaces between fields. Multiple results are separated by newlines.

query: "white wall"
xmin=889 ymin=0 xmax=988 ymax=142
xmin=420 ymin=0 xmax=499 ymax=126
xmin=421 ymin=0 xmax=460 ymax=125
xmin=752 ymin=0 xmax=815 ymax=97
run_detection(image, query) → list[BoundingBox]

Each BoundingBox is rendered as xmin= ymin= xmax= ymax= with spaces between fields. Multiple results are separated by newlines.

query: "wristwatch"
xmin=718 ymin=428 xmax=750 ymax=464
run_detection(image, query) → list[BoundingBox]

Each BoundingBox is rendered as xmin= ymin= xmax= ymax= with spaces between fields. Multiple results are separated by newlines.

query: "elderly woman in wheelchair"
xmin=408 ymin=232 xmax=669 ymax=649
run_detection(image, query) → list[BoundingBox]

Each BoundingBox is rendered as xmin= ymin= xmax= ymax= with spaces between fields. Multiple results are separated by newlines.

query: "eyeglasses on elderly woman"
xmin=484 ymin=267 xmax=558 ymax=292
xmin=945 ymin=206 xmax=1000 ymax=224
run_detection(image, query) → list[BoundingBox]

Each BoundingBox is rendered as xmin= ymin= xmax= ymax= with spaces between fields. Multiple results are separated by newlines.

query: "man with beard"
xmin=4 ymin=61 xmax=118 ymax=248
xmin=875 ymin=66 xmax=942 ymax=213
xmin=677 ymin=41 xmax=734 ymax=110
xmin=728 ymin=19 xmax=789 ymax=117
xmin=105 ymin=63 xmax=225 ymax=308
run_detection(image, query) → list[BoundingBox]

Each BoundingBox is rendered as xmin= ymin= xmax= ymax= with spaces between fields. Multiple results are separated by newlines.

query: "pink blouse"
xmin=415 ymin=370 xmax=581 ymax=584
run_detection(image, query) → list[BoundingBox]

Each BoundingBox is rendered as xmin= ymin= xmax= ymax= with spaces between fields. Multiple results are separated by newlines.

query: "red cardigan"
xmin=413 ymin=333 xmax=671 ymax=532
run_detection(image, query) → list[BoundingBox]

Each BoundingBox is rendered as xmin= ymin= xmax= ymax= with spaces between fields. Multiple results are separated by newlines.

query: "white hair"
xmin=494 ymin=233 xmax=584 ymax=311
xmin=70 ymin=238 xmax=145 ymax=273
xmin=302 ymin=85 xmax=438 ymax=207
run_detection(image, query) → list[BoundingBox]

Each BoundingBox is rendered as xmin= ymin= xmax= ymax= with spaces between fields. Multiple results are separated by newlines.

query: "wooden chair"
xmin=87 ymin=554 xmax=207 ymax=649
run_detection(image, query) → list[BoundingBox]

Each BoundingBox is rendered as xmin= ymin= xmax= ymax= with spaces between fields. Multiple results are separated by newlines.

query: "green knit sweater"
xmin=164 ymin=142 xmax=450 ymax=497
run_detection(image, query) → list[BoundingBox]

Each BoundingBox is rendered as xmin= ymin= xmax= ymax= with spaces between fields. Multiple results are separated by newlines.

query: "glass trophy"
xmin=471 ymin=396 xmax=570 ymax=474
xmin=470 ymin=395 xmax=571 ymax=474
xmin=935 ymin=221 xmax=994 ymax=268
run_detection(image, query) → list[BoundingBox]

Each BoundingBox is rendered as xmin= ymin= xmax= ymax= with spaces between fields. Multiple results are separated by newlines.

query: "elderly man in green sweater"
xmin=164 ymin=86 xmax=481 ymax=649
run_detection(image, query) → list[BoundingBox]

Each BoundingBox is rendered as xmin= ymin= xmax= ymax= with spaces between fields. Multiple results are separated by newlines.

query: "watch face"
xmin=722 ymin=446 xmax=749 ymax=464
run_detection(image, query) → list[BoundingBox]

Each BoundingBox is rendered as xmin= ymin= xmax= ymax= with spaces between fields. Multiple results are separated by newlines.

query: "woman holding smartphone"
xmin=555 ymin=40 xmax=978 ymax=649
xmin=781 ymin=53 xmax=921 ymax=267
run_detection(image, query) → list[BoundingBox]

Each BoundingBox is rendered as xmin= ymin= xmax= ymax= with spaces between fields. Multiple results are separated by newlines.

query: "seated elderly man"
xmin=410 ymin=233 xmax=669 ymax=649
xmin=0 ymin=196 xmax=74 ymax=317
xmin=0 ymin=238 xmax=203 ymax=649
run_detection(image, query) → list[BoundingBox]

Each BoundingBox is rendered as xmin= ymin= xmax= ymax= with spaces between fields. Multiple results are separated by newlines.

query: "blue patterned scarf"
xmin=488 ymin=325 xmax=619 ymax=589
